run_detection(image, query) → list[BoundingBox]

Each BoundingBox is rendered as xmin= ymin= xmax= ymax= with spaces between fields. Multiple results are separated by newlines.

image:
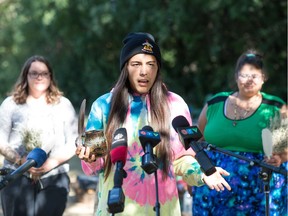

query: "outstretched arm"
xmin=202 ymin=167 xmax=231 ymax=191
xmin=174 ymin=155 xmax=231 ymax=191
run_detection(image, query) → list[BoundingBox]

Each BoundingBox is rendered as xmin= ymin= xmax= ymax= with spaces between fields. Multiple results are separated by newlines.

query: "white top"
xmin=0 ymin=96 xmax=78 ymax=178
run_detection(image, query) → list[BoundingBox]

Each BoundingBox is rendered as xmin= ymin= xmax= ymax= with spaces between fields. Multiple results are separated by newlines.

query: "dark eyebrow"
xmin=129 ymin=60 xmax=141 ymax=64
xmin=129 ymin=60 xmax=156 ymax=64
xmin=28 ymin=70 xmax=49 ymax=73
xmin=147 ymin=60 xmax=156 ymax=64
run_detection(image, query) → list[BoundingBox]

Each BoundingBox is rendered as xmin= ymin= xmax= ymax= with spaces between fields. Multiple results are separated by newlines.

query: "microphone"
xmin=139 ymin=126 xmax=162 ymax=215
xmin=138 ymin=125 xmax=161 ymax=174
xmin=172 ymin=115 xmax=217 ymax=176
xmin=107 ymin=128 xmax=128 ymax=214
xmin=0 ymin=148 xmax=47 ymax=190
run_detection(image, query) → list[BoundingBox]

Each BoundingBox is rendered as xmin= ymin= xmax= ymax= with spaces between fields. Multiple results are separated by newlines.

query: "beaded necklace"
xmin=232 ymin=92 xmax=260 ymax=126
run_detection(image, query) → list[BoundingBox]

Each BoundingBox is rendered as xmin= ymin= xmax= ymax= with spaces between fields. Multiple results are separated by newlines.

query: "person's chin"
xmin=34 ymin=87 xmax=48 ymax=92
xmin=134 ymin=86 xmax=150 ymax=94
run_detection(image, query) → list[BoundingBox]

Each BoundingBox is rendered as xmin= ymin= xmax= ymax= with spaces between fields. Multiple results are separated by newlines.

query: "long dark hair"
xmin=104 ymin=62 xmax=172 ymax=180
xmin=10 ymin=55 xmax=63 ymax=104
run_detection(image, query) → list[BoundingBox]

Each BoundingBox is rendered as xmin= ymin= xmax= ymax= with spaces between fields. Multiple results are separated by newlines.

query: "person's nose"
xmin=36 ymin=75 xmax=44 ymax=80
xmin=35 ymin=73 xmax=46 ymax=80
xmin=139 ymin=66 xmax=147 ymax=76
xmin=247 ymin=75 xmax=253 ymax=80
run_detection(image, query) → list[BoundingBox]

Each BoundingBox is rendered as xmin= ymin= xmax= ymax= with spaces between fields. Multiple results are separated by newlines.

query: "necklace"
xmin=232 ymin=92 xmax=260 ymax=127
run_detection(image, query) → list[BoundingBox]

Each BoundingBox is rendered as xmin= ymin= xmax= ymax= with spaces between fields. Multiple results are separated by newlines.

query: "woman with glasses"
xmin=0 ymin=55 xmax=77 ymax=216
xmin=192 ymin=49 xmax=287 ymax=215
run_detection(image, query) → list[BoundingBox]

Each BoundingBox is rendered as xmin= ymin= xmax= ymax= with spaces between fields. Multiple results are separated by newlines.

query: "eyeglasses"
xmin=238 ymin=73 xmax=262 ymax=81
xmin=28 ymin=71 xmax=50 ymax=79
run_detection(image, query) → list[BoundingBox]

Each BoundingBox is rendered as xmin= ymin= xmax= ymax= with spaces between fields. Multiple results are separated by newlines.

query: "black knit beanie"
xmin=120 ymin=32 xmax=161 ymax=70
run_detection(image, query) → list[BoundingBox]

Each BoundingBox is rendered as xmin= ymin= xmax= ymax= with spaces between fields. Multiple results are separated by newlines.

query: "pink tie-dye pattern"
xmin=81 ymin=158 xmax=104 ymax=176
xmin=122 ymin=141 xmax=178 ymax=206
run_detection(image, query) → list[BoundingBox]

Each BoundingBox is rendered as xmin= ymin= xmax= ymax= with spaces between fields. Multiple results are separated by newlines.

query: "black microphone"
xmin=107 ymin=128 xmax=128 ymax=214
xmin=172 ymin=115 xmax=217 ymax=176
xmin=139 ymin=126 xmax=162 ymax=216
xmin=0 ymin=148 xmax=47 ymax=190
xmin=138 ymin=125 xmax=161 ymax=174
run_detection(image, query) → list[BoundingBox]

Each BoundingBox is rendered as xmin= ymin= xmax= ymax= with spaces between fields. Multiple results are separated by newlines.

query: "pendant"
xmin=233 ymin=121 xmax=237 ymax=127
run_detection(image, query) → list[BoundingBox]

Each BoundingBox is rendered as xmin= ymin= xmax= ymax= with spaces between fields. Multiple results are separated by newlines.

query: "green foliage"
xmin=0 ymin=0 xmax=286 ymax=116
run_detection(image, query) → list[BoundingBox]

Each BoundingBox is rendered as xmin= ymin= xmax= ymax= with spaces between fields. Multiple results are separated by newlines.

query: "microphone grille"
xmin=172 ymin=115 xmax=190 ymax=131
xmin=111 ymin=128 xmax=128 ymax=149
xmin=142 ymin=125 xmax=154 ymax=131
xmin=111 ymin=128 xmax=128 ymax=165
xmin=26 ymin=148 xmax=47 ymax=168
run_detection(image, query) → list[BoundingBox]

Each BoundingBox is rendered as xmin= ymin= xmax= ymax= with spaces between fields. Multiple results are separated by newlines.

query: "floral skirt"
xmin=192 ymin=151 xmax=287 ymax=216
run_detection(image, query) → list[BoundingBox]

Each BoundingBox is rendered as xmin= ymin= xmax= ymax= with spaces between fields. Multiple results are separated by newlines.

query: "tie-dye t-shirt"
xmin=81 ymin=91 xmax=204 ymax=216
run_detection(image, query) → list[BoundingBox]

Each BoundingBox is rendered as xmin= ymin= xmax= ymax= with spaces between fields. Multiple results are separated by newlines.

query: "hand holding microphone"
xmin=0 ymin=148 xmax=47 ymax=190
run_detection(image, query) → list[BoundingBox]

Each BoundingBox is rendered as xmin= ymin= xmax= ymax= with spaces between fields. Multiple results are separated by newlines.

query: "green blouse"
xmin=204 ymin=91 xmax=285 ymax=153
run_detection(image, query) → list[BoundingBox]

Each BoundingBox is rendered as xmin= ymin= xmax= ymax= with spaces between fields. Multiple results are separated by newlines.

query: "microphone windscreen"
xmin=110 ymin=146 xmax=128 ymax=165
xmin=110 ymin=128 xmax=128 ymax=165
xmin=172 ymin=115 xmax=190 ymax=132
xmin=142 ymin=125 xmax=153 ymax=131
xmin=26 ymin=148 xmax=48 ymax=168
xmin=139 ymin=125 xmax=160 ymax=149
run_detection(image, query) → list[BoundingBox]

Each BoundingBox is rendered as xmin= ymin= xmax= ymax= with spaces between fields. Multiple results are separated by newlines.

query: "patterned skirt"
xmin=192 ymin=151 xmax=287 ymax=216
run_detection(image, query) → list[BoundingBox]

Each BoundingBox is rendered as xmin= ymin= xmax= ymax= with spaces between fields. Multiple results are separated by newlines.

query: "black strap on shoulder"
xmin=207 ymin=96 xmax=228 ymax=106
xmin=262 ymin=98 xmax=284 ymax=109
xmin=207 ymin=95 xmax=284 ymax=109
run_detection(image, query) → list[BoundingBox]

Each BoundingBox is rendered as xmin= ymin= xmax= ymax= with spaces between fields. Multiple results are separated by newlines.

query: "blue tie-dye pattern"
xmin=86 ymin=113 xmax=102 ymax=130
xmin=86 ymin=93 xmax=111 ymax=131
xmin=128 ymin=166 xmax=138 ymax=172
xmin=140 ymin=172 xmax=146 ymax=183
xmin=192 ymin=151 xmax=288 ymax=216
xmin=129 ymin=95 xmax=147 ymax=138
xmin=130 ymin=96 xmax=143 ymax=116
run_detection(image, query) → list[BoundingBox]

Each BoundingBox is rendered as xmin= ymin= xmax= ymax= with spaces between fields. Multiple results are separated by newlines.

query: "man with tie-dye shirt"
xmin=75 ymin=32 xmax=231 ymax=216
